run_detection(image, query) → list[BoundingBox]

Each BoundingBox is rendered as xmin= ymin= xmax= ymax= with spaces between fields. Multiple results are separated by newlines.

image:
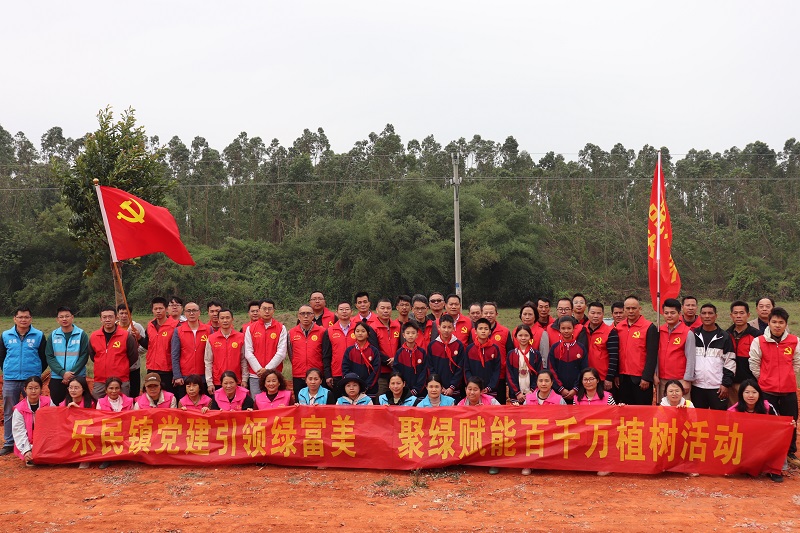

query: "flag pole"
xmin=656 ymin=152 xmax=662 ymax=329
xmin=94 ymin=179 xmax=132 ymax=319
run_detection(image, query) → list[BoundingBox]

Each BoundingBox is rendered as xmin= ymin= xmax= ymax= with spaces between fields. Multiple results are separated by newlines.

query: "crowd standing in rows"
xmin=1 ymin=292 xmax=797 ymax=481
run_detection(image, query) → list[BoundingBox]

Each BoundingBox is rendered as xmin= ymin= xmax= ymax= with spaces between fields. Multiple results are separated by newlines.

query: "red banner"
xmin=33 ymin=406 xmax=790 ymax=475
xmin=647 ymin=152 xmax=681 ymax=311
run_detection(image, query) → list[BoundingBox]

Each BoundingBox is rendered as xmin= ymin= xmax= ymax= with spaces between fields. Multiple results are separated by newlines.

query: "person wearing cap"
xmin=133 ymin=372 xmax=177 ymax=409
xmin=335 ymin=373 xmax=372 ymax=405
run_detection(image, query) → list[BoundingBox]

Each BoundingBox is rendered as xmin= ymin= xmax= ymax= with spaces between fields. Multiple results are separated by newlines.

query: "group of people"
xmin=1 ymin=291 xmax=797 ymax=481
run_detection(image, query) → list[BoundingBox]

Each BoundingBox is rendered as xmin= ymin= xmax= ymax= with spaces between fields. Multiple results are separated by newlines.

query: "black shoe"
xmin=98 ymin=461 xmax=112 ymax=470
xmin=768 ymin=473 xmax=783 ymax=483
xmin=0 ymin=446 xmax=13 ymax=457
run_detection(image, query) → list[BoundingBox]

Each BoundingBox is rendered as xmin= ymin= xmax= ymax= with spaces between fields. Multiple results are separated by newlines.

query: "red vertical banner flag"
xmin=96 ymin=185 xmax=195 ymax=266
xmin=648 ymin=152 xmax=681 ymax=312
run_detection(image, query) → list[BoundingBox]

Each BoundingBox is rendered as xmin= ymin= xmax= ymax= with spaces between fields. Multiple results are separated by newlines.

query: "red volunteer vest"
xmin=90 ymin=327 xmax=131 ymax=383
xmin=617 ymin=315 xmax=652 ymax=376
xmin=658 ymin=322 xmax=691 ymax=380
xmin=758 ymin=333 xmax=798 ymax=394
xmin=587 ymin=322 xmax=613 ymax=380
xmin=327 ymin=320 xmax=358 ymax=377
xmin=176 ymin=321 xmax=211 ymax=376
xmin=289 ymin=324 xmax=324 ymax=378
xmin=209 ymin=330 xmax=245 ymax=385
xmin=247 ymin=319 xmax=284 ymax=372
xmin=145 ymin=317 xmax=179 ymax=371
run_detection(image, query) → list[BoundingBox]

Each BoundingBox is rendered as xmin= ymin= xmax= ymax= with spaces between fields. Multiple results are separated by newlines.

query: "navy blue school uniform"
xmin=393 ymin=344 xmax=428 ymax=397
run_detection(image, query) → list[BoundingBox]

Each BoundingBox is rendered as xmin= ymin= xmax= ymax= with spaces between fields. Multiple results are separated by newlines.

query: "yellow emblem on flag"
xmin=116 ymin=198 xmax=145 ymax=224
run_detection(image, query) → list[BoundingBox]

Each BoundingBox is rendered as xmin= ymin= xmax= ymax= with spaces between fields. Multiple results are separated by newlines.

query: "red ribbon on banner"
xmin=33 ymin=405 xmax=790 ymax=475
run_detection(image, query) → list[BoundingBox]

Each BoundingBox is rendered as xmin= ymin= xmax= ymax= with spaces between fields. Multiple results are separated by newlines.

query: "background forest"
xmin=1 ymin=115 xmax=799 ymax=316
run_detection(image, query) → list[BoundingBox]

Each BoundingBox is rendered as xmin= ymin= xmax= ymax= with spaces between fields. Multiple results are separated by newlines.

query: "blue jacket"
xmin=46 ymin=326 xmax=89 ymax=379
xmin=415 ymin=394 xmax=456 ymax=407
xmin=297 ymin=386 xmax=330 ymax=405
xmin=1 ymin=326 xmax=46 ymax=381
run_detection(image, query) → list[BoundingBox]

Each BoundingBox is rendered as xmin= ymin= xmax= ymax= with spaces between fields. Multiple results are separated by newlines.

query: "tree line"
xmin=0 ymin=110 xmax=798 ymax=316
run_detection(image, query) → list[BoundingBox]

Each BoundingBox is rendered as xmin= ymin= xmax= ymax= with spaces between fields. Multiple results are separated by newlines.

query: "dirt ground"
xmin=0 ymin=455 xmax=798 ymax=532
xmin=2 ymin=373 xmax=799 ymax=532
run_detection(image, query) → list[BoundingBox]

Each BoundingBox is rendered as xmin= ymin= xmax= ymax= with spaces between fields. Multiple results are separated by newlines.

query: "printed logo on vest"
xmin=632 ymin=331 xmax=641 ymax=339
xmin=201 ymin=335 xmax=208 ymax=342
xmin=494 ymin=334 xmax=501 ymax=341
xmin=231 ymin=342 xmax=239 ymax=348
xmin=112 ymin=340 xmax=121 ymax=348
xmin=270 ymin=333 xmax=277 ymax=340
xmin=594 ymin=337 xmax=602 ymax=345
xmin=673 ymin=337 xmax=681 ymax=345
xmin=311 ymin=335 xmax=319 ymax=341
xmin=784 ymin=347 xmax=793 ymax=355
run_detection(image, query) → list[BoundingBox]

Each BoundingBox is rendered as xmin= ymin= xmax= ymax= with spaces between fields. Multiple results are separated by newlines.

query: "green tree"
xmin=55 ymin=107 xmax=168 ymax=275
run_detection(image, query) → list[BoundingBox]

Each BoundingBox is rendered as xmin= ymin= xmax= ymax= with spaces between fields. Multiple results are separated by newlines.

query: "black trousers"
xmin=690 ymin=386 xmax=728 ymax=410
xmin=618 ymin=374 xmax=654 ymax=405
xmin=49 ymin=378 xmax=69 ymax=406
xmin=764 ymin=391 xmax=798 ymax=455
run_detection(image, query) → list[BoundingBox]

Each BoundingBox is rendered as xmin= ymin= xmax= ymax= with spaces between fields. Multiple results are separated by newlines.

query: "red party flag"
xmin=647 ymin=152 xmax=680 ymax=312
xmin=96 ymin=185 xmax=195 ymax=266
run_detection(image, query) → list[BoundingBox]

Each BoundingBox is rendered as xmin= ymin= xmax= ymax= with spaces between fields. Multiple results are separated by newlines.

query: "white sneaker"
xmin=521 ymin=468 xmax=531 ymax=476
xmin=597 ymin=471 xmax=611 ymax=476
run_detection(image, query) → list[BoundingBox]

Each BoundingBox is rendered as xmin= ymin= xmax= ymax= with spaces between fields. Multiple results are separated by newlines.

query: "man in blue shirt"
xmin=0 ymin=306 xmax=47 ymax=455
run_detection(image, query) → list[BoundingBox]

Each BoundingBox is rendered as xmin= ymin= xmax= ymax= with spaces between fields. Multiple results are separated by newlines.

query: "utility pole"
xmin=451 ymin=153 xmax=462 ymax=299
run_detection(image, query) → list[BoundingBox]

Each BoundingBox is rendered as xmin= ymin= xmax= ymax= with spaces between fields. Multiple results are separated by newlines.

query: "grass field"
xmin=2 ymin=301 xmax=799 ymax=381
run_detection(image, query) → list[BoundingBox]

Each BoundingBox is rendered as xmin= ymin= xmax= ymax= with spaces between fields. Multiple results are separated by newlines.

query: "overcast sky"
xmin=3 ymin=1 xmax=798 ymax=159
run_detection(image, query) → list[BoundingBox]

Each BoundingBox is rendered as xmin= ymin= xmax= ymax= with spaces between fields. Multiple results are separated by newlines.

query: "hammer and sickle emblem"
xmin=117 ymin=198 xmax=145 ymax=223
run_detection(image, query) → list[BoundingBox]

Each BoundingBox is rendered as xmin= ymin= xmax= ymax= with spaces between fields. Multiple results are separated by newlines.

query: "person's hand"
xmin=200 ymin=407 xmax=209 ymax=413
xmin=207 ymin=385 xmax=215 ymax=395
xmin=326 ymin=378 xmax=334 ymax=388
xmin=246 ymin=408 xmax=253 ymax=411
xmin=386 ymin=358 xmax=394 ymax=365
xmin=639 ymin=379 xmax=651 ymax=391
xmin=718 ymin=385 xmax=729 ymax=400
xmin=442 ymin=388 xmax=452 ymax=396
xmin=174 ymin=378 xmax=184 ymax=386
xmin=604 ymin=380 xmax=613 ymax=391
xmin=256 ymin=368 xmax=267 ymax=378
xmin=481 ymin=387 xmax=490 ymax=394
xmin=516 ymin=392 xmax=525 ymax=402
xmin=24 ymin=451 xmax=33 ymax=461
xmin=680 ymin=380 xmax=691 ymax=395
xmin=614 ymin=377 xmax=620 ymax=388
xmin=129 ymin=327 xmax=141 ymax=340
xmin=67 ymin=401 xmax=79 ymax=408
xmin=180 ymin=406 xmax=187 ymax=411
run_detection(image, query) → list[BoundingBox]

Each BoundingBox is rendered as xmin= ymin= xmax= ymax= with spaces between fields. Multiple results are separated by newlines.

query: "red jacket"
xmin=451 ymin=314 xmax=473 ymax=345
xmin=288 ymin=324 xmax=325 ymax=378
xmin=91 ymin=327 xmax=132 ymax=383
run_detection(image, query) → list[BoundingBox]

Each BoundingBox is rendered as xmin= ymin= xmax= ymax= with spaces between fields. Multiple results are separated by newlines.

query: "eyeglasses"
xmin=185 ymin=309 xmax=200 ymax=313
xmin=582 ymin=377 xmax=597 ymax=382
xmin=557 ymin=308 xmax=571 ymax=313
xmin=298 ymin=312 xmax=313 ymax=316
